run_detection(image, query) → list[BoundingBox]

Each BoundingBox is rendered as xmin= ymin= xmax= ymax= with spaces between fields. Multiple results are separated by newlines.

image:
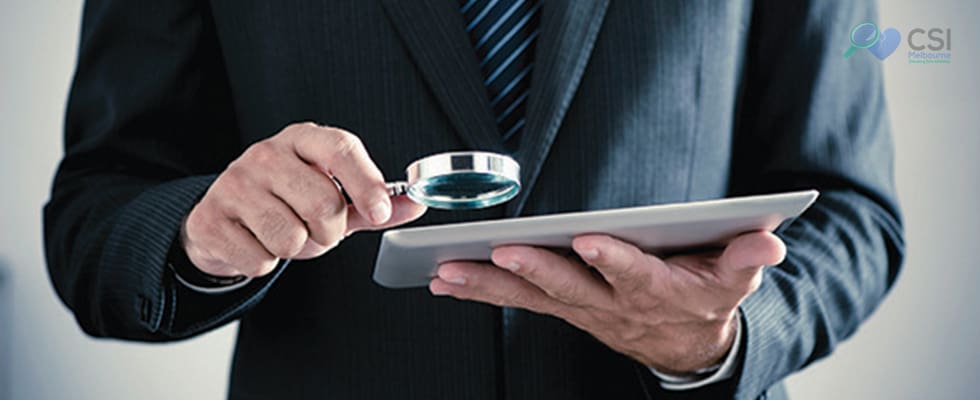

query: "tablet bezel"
xmin=373 ymin=190 xmax=819 ymax=288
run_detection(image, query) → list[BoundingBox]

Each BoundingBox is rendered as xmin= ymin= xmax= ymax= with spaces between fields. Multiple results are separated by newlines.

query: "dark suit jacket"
xmin=45 ymin=1 xmax=904 ymax=399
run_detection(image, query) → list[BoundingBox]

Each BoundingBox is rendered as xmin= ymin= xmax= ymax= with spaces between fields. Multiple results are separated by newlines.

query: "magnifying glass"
xmin=843 ymin=22 xmax=880 ymax=58
xmin=384 ymin=151 xmax=521 ymax=210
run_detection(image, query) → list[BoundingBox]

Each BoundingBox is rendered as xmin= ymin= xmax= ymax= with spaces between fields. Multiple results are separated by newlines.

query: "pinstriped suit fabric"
xmin=47 ymin=1 xmax=903 ymax=399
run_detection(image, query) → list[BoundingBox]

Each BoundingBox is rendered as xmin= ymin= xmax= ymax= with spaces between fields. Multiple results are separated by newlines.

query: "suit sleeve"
xmin=44 ymin=0 xmax=283 ymax=341
xmin=723 ymin=1 xmax=905 ymax=398
xmin=638 ymin=1 xmax=905 ymax=398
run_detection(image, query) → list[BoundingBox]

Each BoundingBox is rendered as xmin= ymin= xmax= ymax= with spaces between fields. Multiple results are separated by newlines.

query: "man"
xmin=45 ymin=1 xmax=904 ymax=399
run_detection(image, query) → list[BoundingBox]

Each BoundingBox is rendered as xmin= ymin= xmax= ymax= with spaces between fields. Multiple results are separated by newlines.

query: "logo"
xmin=843 ymin=22 xmax=901 ymax=60
xmin=907 ymin=28 xmax=951 ymax=64
xmin=844 ymin=22 xmax=952 ymax=64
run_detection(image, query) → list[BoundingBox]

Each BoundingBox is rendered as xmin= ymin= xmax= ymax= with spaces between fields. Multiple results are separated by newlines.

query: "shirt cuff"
xmin=167 ymin=238 xmax=253 ymax=295
xmin=648 ymin=311 xmax=743 ymax=391
xmin=171 ymin=263 xmax=254 ymax=294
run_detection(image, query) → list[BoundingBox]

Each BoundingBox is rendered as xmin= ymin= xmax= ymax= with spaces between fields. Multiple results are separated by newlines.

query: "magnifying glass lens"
xmin=397 ymin=151 xmax=521 ymax=210
xmin=409 ymin=172 xmax=520 ymax=209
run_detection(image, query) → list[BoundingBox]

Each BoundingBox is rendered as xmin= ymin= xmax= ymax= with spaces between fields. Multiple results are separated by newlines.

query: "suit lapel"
xmin=507 ymin=0 xmax=610 ymax=216
xmin=381 ymin=0 xmax=610 ymax=215
xmin=380 ymin=0 xmax=505 ymax=153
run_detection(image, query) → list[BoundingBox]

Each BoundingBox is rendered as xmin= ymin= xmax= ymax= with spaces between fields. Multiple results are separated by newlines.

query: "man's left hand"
xmin=429 ymin=231 xmax=786 ymax=374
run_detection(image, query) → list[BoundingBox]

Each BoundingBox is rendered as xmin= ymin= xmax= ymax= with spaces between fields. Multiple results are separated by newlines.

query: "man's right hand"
xmin=181 ymin=122 xmax=428 ymax=278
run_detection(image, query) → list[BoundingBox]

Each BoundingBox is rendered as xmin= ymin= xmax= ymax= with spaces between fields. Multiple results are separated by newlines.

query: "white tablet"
xmin=373 ymin=190 xmax=819 ymax=288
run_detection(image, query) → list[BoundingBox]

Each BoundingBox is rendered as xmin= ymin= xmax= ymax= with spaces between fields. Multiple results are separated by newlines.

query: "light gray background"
xmin=1 ymin=2 xmax=977 ymax=399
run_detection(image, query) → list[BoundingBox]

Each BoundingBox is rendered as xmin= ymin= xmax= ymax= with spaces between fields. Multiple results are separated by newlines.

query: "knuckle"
xmin=504 ymin=289 xmax=534 ymax=309
xmin=296 ymin=121 xmax=320 ymax=131
xmin=299 ymin=196 xmax=345 ymax=221
xmin=222 ymin=240 xmax=251 ymax=270
xmin=618 ymin=265 xmax=651 ymax=293
xmin=194 ymin=215 xmax=224 ymax=243
xmin=514 ymin=262 xmax=535 ymax=279
xmin=244 ymin=141 xmax=279 ymax=166
xmin=283 ymin=230 xmax=309 ymax=257
xmin=217 ymin=168 xmax=259 ymax=204
xmin=504 ymin=287 xmax=553 ymax=314
xmin=257 ymin=210 xmax=307 ymax=257
xmin=257 ymin=209 xmax=288 ymax=235
xmin=271 ymin=230 xmax=308 ymax=258
xmin=185 ymin=213 xmax=230 ymax=261
xmin=184 ymin=205 xmax=212 ymax=236
xmin=282 ymin=121 xmax=318 ymax=138
xmin=331 ymin=130 xmax=364 ymax=159
xmin=304 ymin=230 xmax=339 ymax=253
xmin=318 ymin=221 xmax=347 ymax=248
xmin=218 ymin=162 xmax=249 ymax=188
xmin=549 ymin=279 xmax=584 ymax=305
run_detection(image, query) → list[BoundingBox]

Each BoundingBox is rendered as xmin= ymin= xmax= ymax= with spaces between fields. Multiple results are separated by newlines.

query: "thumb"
xmin=346 ymin=195 xmax=427 ymax=234
xmin=718 ymin=231 xmax=786 ymax=282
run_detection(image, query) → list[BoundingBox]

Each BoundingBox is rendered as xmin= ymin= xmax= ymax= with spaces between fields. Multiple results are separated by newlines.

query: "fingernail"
xmin=369 ymin=201 xmax=391 ymax=224
xmin=430 ymin=286 xmax=450 ymax=296
xmin=500 ymin=261 xmax=520 ymax=272
xmin=443 ymin=275 xmax=467 ymax=285
xmin=579 ymin=248 xmax=599 ymax=260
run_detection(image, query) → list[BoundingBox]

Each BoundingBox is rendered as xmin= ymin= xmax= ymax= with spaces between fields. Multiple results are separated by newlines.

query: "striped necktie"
xmin=459 ymin=0 xmax=541 ymax=145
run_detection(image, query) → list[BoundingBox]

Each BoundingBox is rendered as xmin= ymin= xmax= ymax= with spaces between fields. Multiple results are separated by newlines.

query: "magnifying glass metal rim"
xmin=386 ymin=151 xmax=521 ymax=209
xmin=843 ymin=22 xmax=880 ymax=58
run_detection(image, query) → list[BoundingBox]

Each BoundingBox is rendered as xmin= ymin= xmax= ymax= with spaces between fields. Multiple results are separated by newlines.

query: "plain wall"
xmin=0 ymin=1 xmax=976 ymax=399
xmin=0 ymin=2 xmax=237 ymax=400
xmin=784 ymin=3 xmax=980 ymax=399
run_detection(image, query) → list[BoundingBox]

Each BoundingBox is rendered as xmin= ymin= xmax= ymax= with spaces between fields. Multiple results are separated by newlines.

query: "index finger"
xmin=571 ymin=234 xmax=663 ymax=293
xmin=287 ymin=123 xmax=392 ymax=225
xmin=490 ymin=245 xmax=612 ymax=308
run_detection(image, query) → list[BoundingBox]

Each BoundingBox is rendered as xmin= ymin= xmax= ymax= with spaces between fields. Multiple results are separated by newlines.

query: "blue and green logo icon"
xmin=843 ymin=22 xmax=901 ymax=60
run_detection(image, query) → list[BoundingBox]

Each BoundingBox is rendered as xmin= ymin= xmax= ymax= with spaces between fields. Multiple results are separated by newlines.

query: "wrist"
xmin=644 ymin=311 xmax=740 ymax=375
xmin=169 ymin=234 xmax=251 ymax=294
xmin=650 ymin=310 xmax=744 ymax=390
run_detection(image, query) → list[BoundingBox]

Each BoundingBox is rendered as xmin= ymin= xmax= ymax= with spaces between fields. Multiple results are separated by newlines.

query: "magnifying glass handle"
xmin=334 ymin=178 xmax=408 ymax=203
xmin=386 ymin=181 xmax=409 ymax=197
xmin=843 ymin=46 xmax=857 ymax=58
